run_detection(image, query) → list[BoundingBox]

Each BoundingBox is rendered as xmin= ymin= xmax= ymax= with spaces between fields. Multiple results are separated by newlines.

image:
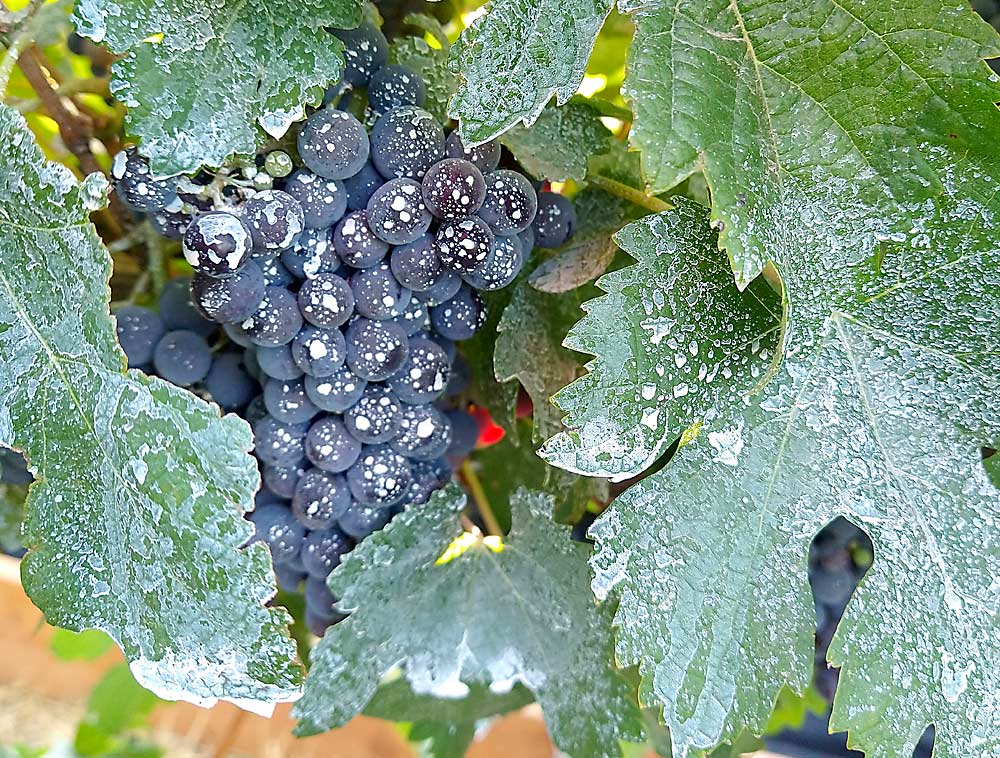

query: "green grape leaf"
xmin=365 ymin=678 xmax=534 ymax=724
xmin=450 ymin=0 xmax=615 ymax=144
xmin=74 ymin=663 xmax=160 ymax=755
xmin=389 ymin=17 xmax=457 ymax=124
xmin=50 ymin=628 xmax=115 ymax=662
xmin=542 ymin=199 xmax=782 ymax=479
xmin=72 ymin=0 xmax=364 ymax=174
xmin=407 ymin=721 xmax=477 ymax=758
xmin=459 ymin=287 xmax=520 ymax=435
xmin=294 ymin=485 xmax=644 ymax=758
xmin=622 ymin=0 xmax=1000 ymax=287
xmin=0 ymin=105 xmax=302 ymax=710
xmin=500 ymin=99 xmax=611 ymax=181
xmin=579 ymin=120 xmax=1000 ymax=756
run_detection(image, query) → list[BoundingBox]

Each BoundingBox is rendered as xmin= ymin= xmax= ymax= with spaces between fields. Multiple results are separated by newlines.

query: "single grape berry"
xmin=149 ymin=208 xmax=191 ymax=240
xmin=190 ymin=261 xmax=265 ymax=323
xmin=333 ymin=210 xmax=390 ymax=268
xmin=301 ymin=527 xmax=352 ymax=579
xmin=434 ymin=216 xmax=494 ymax=273
xmin=389 ymin=234 xmax=441 ymax=292
xmin=366 ymin=177 xmax=432 ymax=244
xmin=478 ymin=169 xmax=537 ymax=234
xmin=421 ymin=158 xmax=486 ymax=220
xmin=253 ymin=416 xmax=309 ymax=467
xmin=263 ymin=460 xmax=308 ymax=500
xmin=517 ymin=225 xmax=535 ymax=255
xmin=429 ymin=285 xmax=486 ymax=340
xmin=281 ymin=227 xmax=340 ymax=279
xmin=389 ymin=297 xmax=429 ymax=337
xmin=204 ymin=352 xmax=258 ymax=410
xmin=152 ymin=330 xmax=213 ymax=386
xmin=414 ymin=268 xmax=462 ymax=306
xmin=462 ymin=234 xmax=523 ymax=291
xmin=444 ymin=131 xmax=501 ymax=173
xmin=344 ymin=385 xmax=402 ymax=444
xmin=406 ymin=458 xmax=450 ymax=504
xmin=414 ymin=329 xmax=456 ymax=363
xmin=370 ymin=106 xmax=445 ymax=180
xmin=332 ymin=22 xmax=388 ymax=86
xmin=111 ymin=147 xmax=178 ymax=212
xmin=242 ymin=286 xmax=303 ymax=347
xmin=350 ymin=263 xmax=411 ymax=320
xmin=291 ymin=325 xmax=347 ymax=377
xmin=297 ymin=109 xmax=370 ymax=180
xmin=368 ymin=63 xmax=426 ymax=113
xmin=183 ymin=212 xmax=253 ymax=278
xmin=223 ymin=320 xmax=254 ymax=348
xmin=343 ymin=161 xmax=384 ymax=211
xmin=339 ymin=500 xmax=391 ymax=540
xmin=445 ymin=408 xmax=479 ymax=458
xmin=283 ymin=170 xmax=347 ymax=229
xmin=344 ymin=317 xmax=409 ymax=381
xmin=259 ymin=258 xmax=296 ymax=288
xmin=304 ymin=367 xmax=367 ymax=413
xmin=159 ymin=276 xmax=216 ymax=336
xmin=532 ymin=191 xmax=577 ymax=248
xmin=249 ymin=502 xmax=305 ymax=563
xmin=296 ymin=272 xmax=355 ymax=330
xmin=242 ymin=190 xmax=305 ymax=252
xmin=244 ymin=395 xmax=268 ymax=425
xmin=114 ymin=305 xmax=164 ymax=367
xmin=274 ymin=564 xmax=305 ymax=593
xmin=305 ymin=416 xmax=362 ymax=473
xmin=386 ymin=337 xmax=451 ymax=404
xmin=390 ymin=404 xmax=452 ymax=461
xmin=292 ymin=469 xmax=351 ymax=529
xmin=346 ymin=444 xmax=412 ymax=507
xmin=264 ymin=150 xmax=294 ymax=178
xmin=444 ymin=354 xmax=471 ymax=397
xmin=263 ymin=377 xmax=320 ymax=424
xmin=256 ymin=343 xmax=304 ymax=381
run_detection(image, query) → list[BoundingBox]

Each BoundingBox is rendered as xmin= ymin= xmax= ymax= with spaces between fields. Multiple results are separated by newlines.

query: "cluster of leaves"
xmin=1 ymin=0 xmax=998 ymax=756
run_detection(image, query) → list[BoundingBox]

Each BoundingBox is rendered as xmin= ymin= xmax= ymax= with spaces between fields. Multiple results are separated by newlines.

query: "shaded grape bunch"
xmin=109 ymin=21 xmax=580 ymax=637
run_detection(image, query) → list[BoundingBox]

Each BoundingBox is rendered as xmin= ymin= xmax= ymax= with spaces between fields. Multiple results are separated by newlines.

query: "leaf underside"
xmin=0 ymin=104 xmax=302 ymax=709
xmin=293 ymin=485 xmax=644 ymax=758
xmin=72 ymin=0 xmax=364 ymax=173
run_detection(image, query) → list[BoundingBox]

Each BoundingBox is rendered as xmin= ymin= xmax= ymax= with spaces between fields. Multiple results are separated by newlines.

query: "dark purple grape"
xmin=256 ymin=343 xmax=304 ymax=381
xmin=389 ymin=297 xmax=429 ymax=337
xmin=370 ymin=106 xmax=444 ymax=180
xmin=389 ymin=234 xmax=441 ymax=292
xmin=462 ymin=234 xmax=523 ymax=291
xmin=149 ymin=208 xmax=191 ymax=240
xmin=386 ymin=337 xmax=451 ymax=404
xmin=304 ymin=368 xmax=367 ymax=413
xmin=332 ymin=22 xmax=388 ymax=87
xmin=152 ymin=330 xmax=212 ymax=386
xmin=414 ymin=268 xmax=462 ymax=306
xmin=444 ymin=131 xmax=501 ymax=173
xmin=283 ymin=169 xmax=347 ymax=228
xmin=421 ymin=158 xmax=486 ymax=220
xmin=445 ymin=408 xmax=479 ymax=458
xmin=114 ymin=305 xmax=164 ymax=367
xmin=242 ymin=286 xmax=303 ymax=347
xmin=532 ymin=191 xmax=576 ymax=248
xmin=344 ymin=385 xmax=402 ymax=444
xmin=290 ymin=325 xmax=347 ymax=377
xmin=292 ymin=469 xmax=351 ymax=529
xmin=190 ymin=261 xmax=265 ymax=323
xmin=406 ymin=458 xmax=449 ymax=504
xmin=390 ymin=404 xmax=452 ymax=461
xmin=245 ymin=394 xmax=268 ymax=425
xmin=350 ymin=263 xmax=411 ymax=320
xmin=274 ymin=563 xmax=306 ymax=592
xmin=368 ymin=64 xmax=426 ymax=112
xmin=444 ymin=354 xmax=471 ymax=396
xmin=259 ymin=257 xmax=296 ymax=288
xmin=434 ymin=217 xmax=494 ymax=273
xmin=249 ymin=502 xmax=305 ymax=563
xmin=343 ymin=161 xmax=384 ymax=211
xmin=297 ymin=109 xmax=370 ymax=180
xmin=414 ymin=330 xmax=456 ymax=363
xmin=263 ymin=377 xmax=320 ymax=424
xmin=305 ymin=415 xmax=362 ymax=473
xmin=263 ymin=460 xmax=308 ymax=500
xmin=366 ymin=177 xmax=432 ymax=244
xmin=254 ymin=416 xmax=309 ymax=467
xmin=242 ymin=190 xmax=305 ymax=252
xmin=517 ymin=225 xmax=535 ymax=255
xmin=333 ymin=210 xmax=390 ymax=268
xmin=344 ymin=317 xmax=409 ymax=381
xmin=111 ymin=147 xmax=178 ymax=212
xmin=224 ymin=320 xmax=255 ymax=348
xmin=297 ymin=273 xmax=355 ymax=329
xmin=478 ymin=169 xmax=537 ymax=234
xmin=280 ymin=227 xmax=340 ymax=279
xmin=159 ymin=276 xmax=216 ymax=336
xmin=429 ymin=285 xmax=486 ymax=340
xmin=182 ymin=212 xmax=253 ymax=278
xmin=204 ymin=352 xmax=258 ymax=410
xmin=346 ymin=445 xmax=412 ymax=507
xmin=301 ymin=527 xmax=352 ymax=579
xmin=339 ymin=501 xmax=392 ymax=541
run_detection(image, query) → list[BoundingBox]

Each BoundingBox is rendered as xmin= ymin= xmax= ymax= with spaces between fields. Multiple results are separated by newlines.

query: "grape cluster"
xmin=109 ymin=21 xmax=577 ymax=636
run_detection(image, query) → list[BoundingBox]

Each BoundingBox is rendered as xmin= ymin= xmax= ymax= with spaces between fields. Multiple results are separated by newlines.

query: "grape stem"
xmin=143 ymin=221 xmax=166 ymax=296
xmin=7 ymin=76 xmax=110 ymax=113
xmin=587 ymin=173 xmax=672 ymax=214
xmin=460 ymin=460 xmax=503 ymax=537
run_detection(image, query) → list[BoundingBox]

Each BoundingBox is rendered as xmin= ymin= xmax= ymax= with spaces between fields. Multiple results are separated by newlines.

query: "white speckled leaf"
xmin=0 ymin=105 xmax=302 ymax=709
xmin=500 ymin=99 xmax=612 ymax=181
xmin=450 ymin=0 xmax=614 ymax=144
xmin=622 ymin=0 xmax=1000 ymax=287
xmin=293 ymin=485 xmax=644 ymax=758
xmin=73 ymin=0 xmax=364 ymax=174
xmin=542 ymin=199 xmax=782 ymax=479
